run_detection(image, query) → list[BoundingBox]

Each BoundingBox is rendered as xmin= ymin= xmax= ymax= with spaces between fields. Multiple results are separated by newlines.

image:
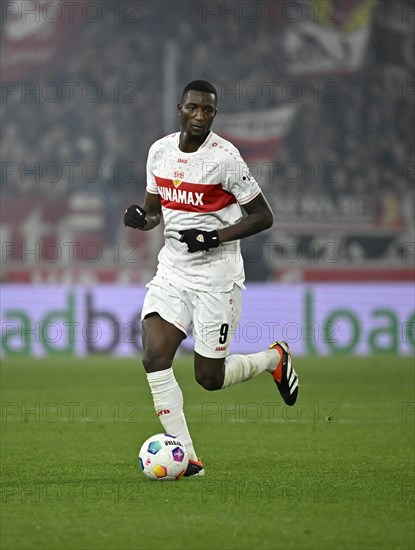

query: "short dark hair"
xmin=181 ymin=80 xmax=217 ymax=103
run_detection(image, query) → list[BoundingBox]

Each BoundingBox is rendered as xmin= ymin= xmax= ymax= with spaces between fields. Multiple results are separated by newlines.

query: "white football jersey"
xmin=146 ymin=131 xmax=261 ymax=291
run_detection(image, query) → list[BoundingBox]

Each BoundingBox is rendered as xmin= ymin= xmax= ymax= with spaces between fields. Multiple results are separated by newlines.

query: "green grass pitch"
xmin=1 ymin=355 xmax=414 ymax=550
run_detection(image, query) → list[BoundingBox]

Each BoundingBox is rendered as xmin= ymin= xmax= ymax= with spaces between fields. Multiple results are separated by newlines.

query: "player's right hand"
xmin=123 ymin=205 xmax=147 ymax=229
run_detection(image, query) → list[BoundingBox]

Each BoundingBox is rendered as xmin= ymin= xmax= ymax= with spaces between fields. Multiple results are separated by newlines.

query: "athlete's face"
xmin=178 ymin=90 xmax=217 ymax=138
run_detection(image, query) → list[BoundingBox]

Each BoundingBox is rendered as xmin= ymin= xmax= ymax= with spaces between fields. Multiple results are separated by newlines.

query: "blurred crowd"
xmin=1 ymin=2 xmax=414 ymax=272
xmin=2 ymin=0 xmax=414 ymax=200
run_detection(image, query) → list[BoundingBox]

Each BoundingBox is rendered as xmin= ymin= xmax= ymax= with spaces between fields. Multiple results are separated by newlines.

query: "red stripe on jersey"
xmin=155 ymin=176 xmax=237 ymax=212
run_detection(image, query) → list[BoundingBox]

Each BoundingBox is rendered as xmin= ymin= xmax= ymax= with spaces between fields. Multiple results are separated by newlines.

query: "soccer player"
xmin=124 ymin=80 xmax=299 ymax=476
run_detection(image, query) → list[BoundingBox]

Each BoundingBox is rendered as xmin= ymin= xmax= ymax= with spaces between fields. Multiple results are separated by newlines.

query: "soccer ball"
xmin=138 ymin=433 xmax=189 ymax=481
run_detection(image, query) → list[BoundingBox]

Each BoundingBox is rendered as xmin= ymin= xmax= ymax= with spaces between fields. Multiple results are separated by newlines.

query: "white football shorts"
xmin=141 ymin=275 xmax=242 ymax=358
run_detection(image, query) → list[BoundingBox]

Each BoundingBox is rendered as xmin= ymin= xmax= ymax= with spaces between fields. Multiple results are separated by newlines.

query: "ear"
xmin=177 ymin=103 xmax=182 ymax=115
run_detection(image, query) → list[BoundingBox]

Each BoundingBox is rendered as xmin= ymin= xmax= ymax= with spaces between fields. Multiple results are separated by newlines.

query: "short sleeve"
xmin=146 ymin=142 xmax=159 ymax=194
xmin=222 ymin=150 xmax=261 ymax=205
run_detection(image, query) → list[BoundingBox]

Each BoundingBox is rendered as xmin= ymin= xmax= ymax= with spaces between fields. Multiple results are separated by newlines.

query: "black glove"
xmin=123 ymin=204 xmax=147 ymax=229
xmin=179 ymin=229 xmax=220 ymax=253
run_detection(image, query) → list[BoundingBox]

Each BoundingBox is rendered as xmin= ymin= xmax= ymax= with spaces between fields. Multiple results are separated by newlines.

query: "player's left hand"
xmin=179 ymin=229 xmax=220 ymax=253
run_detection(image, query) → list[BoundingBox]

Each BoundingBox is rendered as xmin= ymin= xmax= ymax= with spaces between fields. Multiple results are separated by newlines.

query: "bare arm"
xmin=217 ymin=192 xmax=274 ymax=243
xmin=141 ymin=191 xmax=162 ymax=231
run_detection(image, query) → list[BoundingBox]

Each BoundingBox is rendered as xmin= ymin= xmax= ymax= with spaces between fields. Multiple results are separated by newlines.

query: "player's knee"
xmin=142 ymin=352 xmax=171 ymax=373
xmin=195 ymin=371 xmax=222 ymax=391
xmin=198 ymin=378 xmax=222 ymax=391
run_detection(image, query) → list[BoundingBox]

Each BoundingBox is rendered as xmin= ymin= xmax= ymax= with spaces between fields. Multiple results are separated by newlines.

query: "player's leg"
xmin=192 ymin=286 xmax=279 ymax=388
xmin=142 ymin=312 xmax=185 ymax=374
xmin=142 ymin=313 xmax=184 ymax=373
xmin=142 ymin=313 xmax=200 ymax=464
xmin=192 ymin=286 xmax=299 ymax=405
xmin=141 ymin=280 xmax=200 ymax=466
xmin=193 ymin=347 xmax=281 ymax=390
xmin=193 ymin=353 xmax=226 ymax=390
xmin=222 ymin=341 xmax=298 ymax=406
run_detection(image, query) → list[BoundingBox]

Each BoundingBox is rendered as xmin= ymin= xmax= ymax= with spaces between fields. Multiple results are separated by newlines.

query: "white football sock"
xmin=146 ymin=368 xmax=198 ymax=461
xmin=222 ymin=348 xmax=281 ymax=388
